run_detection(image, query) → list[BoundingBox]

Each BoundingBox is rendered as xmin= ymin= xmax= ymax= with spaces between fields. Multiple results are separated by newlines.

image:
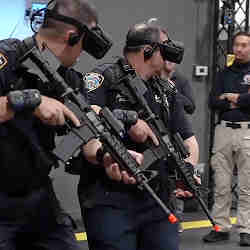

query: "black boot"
xmin=203 ymin=230 xmax=230 ymax=242
xmin=240 ymin=233 xmax=250 ymax=246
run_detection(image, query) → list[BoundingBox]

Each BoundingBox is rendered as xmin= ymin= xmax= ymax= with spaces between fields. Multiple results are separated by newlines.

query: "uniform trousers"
xmin=82 ymin=190 xmax=179 ymax=250
xmin=0 ymin=185 xmax=80 ymax=250
xmin=211 ymin=121 xmax=250 ymax=233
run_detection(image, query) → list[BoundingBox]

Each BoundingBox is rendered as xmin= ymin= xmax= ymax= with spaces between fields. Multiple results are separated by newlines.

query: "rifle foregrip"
xmin=101 ymin=133 xmax=140 ymax=176
xmin=178 ymin=161 xmax=198 ymax=190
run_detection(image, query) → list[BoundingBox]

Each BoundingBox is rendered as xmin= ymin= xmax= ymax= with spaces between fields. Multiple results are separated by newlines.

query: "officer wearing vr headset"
xmin=0 ymin=0 xmax=144 ymax=249
xmin=80 ymin=19 xmax=199 ymax=250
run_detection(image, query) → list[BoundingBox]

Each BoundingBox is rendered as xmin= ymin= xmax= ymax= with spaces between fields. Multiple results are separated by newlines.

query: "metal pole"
xmin=245 ymin=0 xmax=249 ymax=32
xmin=208 ymin=0 xmax=220 ymax=209
xmin=226 ymin=0 xmax=235 ymax=53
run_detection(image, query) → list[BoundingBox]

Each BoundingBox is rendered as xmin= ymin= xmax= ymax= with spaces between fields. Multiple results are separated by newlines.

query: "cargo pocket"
xmin=212 ymin=125 xmax=231 ymax=154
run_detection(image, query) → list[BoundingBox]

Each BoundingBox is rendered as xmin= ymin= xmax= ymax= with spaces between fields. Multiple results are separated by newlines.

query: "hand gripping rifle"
xmin=121 ymin=70 xmax=220 ymax=232
xmin=19 ymin=44 xmax=178 ymax=224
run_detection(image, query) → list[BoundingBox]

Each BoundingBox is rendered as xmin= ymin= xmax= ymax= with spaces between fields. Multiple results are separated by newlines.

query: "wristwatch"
xmin=7 ymin=89 xmax=41 ymax=112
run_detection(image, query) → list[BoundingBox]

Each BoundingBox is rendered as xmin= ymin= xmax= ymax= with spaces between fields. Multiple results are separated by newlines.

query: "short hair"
xmin=42 ymin=0 xmax=98 ymax=33
xmin=123 ymin=20 xmax=162 ymax=55
xmin=233 ymin=31 xmax=250 ymax=43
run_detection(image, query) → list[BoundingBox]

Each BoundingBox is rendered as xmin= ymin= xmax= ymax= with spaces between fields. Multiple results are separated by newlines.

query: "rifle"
xmin=19 ymin=44 xmax=178 ymax=224
xmin=121 ymin=68 xmax=220 ymax=232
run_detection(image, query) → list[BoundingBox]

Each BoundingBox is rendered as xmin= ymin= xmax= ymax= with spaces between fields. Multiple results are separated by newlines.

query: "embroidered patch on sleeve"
xmin=0 ymin=53 xmax=7 ymax=70
xmin=84 ymin=72 xmax=104 ymax=92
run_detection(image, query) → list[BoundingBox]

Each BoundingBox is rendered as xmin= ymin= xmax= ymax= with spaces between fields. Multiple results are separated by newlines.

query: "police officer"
xmin=0 ymin=0 xmax=137 ymax=249
xmin=160 ymin=57 xmax=196 ymax=233
xmin=79 ymin=20 xmax=199 ymax=250
xmin=161 ymin=60 xmax=196 ymax=115
xmin=203 ymin=31 xmax=250 ymax=246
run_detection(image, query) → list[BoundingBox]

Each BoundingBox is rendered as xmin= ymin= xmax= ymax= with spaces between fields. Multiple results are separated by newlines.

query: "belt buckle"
xmin=226 ymin=122 xmax=240 ymax=129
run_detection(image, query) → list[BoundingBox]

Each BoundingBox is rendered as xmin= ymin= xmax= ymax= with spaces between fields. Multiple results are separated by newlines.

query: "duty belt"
xmin=220 ymin=120 xmax=250 ymax=129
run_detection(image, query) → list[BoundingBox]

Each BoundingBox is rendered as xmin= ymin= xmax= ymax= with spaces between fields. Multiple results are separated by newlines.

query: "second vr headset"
xmin=40 ymin=1 xmax=113 ymax=59
xmin=158 ymin=39 xmax=184 ymax=64
xmin=126 ymin=37 xmax=184 ymax=64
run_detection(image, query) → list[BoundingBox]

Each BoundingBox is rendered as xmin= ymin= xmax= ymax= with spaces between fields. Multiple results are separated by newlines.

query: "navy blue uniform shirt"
xmin=210 ymin=61 xmax=250 ymax=122
xmin=78 ymin=58 xmax=194 ymax=208
xmin=0 ymin=38 xmax=86 ymax=195
xmin=86 ymin=60 xmax=194 ymax=141
xmin=171 ymin=71 xmax=196 ymax=114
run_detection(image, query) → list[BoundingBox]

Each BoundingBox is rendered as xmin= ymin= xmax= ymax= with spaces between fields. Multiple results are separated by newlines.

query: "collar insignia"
xmin=155 ymin=94 xmax=161 ymax=103
xmin=241 ymin=74 xmax=250 ymax=86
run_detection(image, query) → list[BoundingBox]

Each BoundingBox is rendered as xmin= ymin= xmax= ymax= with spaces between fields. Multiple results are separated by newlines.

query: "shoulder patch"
xmin=0 ymin=52 xmax=7 ymax=70
xmin=84 ymin=72 xmax=104 ymax=92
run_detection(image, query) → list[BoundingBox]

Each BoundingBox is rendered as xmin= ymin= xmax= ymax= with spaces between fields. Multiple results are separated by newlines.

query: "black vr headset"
xmin=45 ymin=10 xmax=113 ymax=59
xmin=158 ymin=39 xmax=184 ymax=64
xmin=126 ymin=37 xmax=184 ymax=64
xmin=32 ymin=0 xmax=113 ymax=59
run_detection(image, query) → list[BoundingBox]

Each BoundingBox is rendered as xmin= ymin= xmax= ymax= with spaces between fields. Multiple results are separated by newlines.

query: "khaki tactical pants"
xmin=211 ymin=121 xmax=250 ymax=233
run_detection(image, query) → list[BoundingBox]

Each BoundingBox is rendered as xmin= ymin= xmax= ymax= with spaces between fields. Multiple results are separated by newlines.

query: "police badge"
xmin=84 ymin=72 xmax=104 ymax=92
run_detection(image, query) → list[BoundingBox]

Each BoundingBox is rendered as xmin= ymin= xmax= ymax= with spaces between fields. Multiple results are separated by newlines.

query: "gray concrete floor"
xmin=76 ymin=227 xmax=243 ymax=250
